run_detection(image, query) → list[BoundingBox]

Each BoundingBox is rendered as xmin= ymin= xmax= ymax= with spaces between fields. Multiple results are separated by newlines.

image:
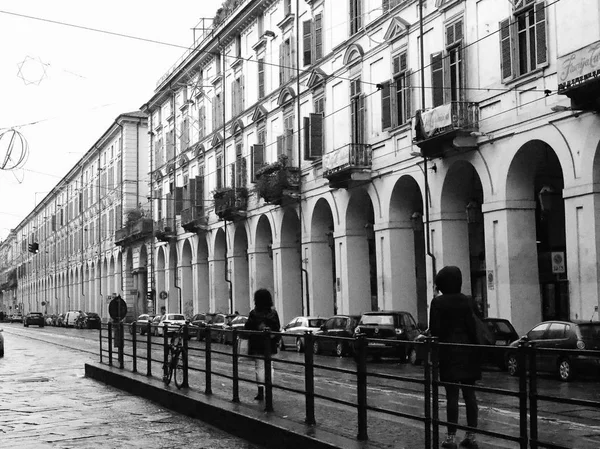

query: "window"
xmin=430 ymin=18 xmax=464 ymax=107
xmin=350 ymin=0 xmax=362 ymax=35
xmin=216 ymin=154 xmax=223 ymax=190
xmin=528 ymin=323 xmax=549 ymax=340
xmin=499 ymin=1 xmax=548 ymax=82
xmin=258 ymin=58 xmax=265 ymax=98
xmin=231 ymin=76 xmax=245 ymax=117
xmin=196 ymin=166 xmax=205 ymax=215
xmin=215 ymin=52 xmax=222 ymax=75
xmin=283 ymin=0 xmax=292 ymax=16
xmin=381 ymin=51 xmax=412 ymax=129
xmin=198 ymin=103 xmax=206 ymax=139
xmin=304 ymin=89 xmax=324 ymax=160
xmin=235 ymin=34 xmax=242 ymax=58
xmin=166 ymin=129 xmax=175 ymax=161
xmin=279 ymin=37 xmax=295 ymax=84
xmin=303 ymin=13 xmax=323 ymax=66
xmin=350 ymin=78 xmax=365 ymax=144
xmin=547 ymin=323 xmax=567 ymax=339
xmin=234 ymin=139 xmax=245 ymax=188
xmin=181 ymin=118 xmax=190 ymax=150
xmin=213 ymin=92 xmax=223 ymax=130
xmin=278 ymin=109 xmax=294 ymax=160
xmin=383 ymin=0 xmax=404 ymax=12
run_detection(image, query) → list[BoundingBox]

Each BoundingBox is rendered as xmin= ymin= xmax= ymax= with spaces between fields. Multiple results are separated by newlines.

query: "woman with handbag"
xmin=244 ymin=288 xmax=281 ymax=401
xmin=429 ymin=266 xmax=481 ymax=449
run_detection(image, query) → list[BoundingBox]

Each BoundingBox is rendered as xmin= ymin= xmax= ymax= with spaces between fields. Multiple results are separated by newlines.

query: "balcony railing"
xmin=114 ymin=218 xmax=154 ymax=247
xmin=322 ymin=143 xmax=372 ymax=189
xmin=154 ymin=218 xmax=176 ymax=242
xmin=414 ymin=101 xmax=479 ymax=142
xmin=181 ymin=206 xmax=208 ymax=233
xmin=213 ymin=187 xmax=248 ymax=222
xmin=255 ymin=164 xmax=300 ymax=205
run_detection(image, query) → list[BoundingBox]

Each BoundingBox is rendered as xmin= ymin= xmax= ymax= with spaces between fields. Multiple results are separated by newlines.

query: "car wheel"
xmin=409 ymin=348 xmax=421 ymax=366
xmin=335 ymin=342 xmax=345 ymax=357
xmin=558 ymin=358 xmax=574 ymax=381
xmin=295 ymin=337 xmax=304 ymax=353
xmin=507 ymin=354 xmax=519 ymax=376
xmin=312 ymin=340 xmax=320 ymax=355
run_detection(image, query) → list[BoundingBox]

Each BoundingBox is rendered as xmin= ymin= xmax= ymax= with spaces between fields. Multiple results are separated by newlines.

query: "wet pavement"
xmin=0 ymin=328 xmax=263 ymax=449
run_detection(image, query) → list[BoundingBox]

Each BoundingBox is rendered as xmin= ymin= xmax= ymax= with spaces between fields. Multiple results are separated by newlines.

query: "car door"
xmin=539 ymin=322 xmax=569 ymax=373
xmin=526 ymin=323 xmax=551 ymax=372
xmin=282 ymin=318 xmax=299 ymax=348
xmin=320 ymin=318 xmax=337 ymax=353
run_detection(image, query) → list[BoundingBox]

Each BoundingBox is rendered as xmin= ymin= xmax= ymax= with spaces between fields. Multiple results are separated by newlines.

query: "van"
xmin=64 ymin=311 xmax=82 ymax=327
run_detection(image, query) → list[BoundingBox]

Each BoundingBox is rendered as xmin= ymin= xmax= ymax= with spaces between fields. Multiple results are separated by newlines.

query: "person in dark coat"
xmin=429 ymin=266 xmax=481 ymax=449
xmin=244 ymin=288 xmax=281 ymax=401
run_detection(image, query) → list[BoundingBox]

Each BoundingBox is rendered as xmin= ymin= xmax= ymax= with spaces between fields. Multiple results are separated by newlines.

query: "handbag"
xmin=473 ymin=312 xmax=495 ymax=346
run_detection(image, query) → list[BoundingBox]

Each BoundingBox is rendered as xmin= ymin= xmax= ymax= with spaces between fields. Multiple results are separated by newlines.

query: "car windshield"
xmin=167 ymin=314 xmax=185 ymax=320
xmin=578 ymin=323 xmax=600 ymax=340
xmin=360 ymin=315 xmax=394 ymax=325
xmin=30 ymin=313 xmax=43 ymax=316
xmin=492 ymin=321 xmax=514 ymax=334
xmin=308 ymin=319 xmax=325 ymax=327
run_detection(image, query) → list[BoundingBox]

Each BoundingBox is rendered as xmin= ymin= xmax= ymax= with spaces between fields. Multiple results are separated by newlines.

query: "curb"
xmin=85 ymin=362 xmax=369 ymax=449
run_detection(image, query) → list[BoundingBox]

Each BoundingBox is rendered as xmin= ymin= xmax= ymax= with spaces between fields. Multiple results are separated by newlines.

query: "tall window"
xmin=350 ymin=0 xmax=362 ymax=35
xmin=499 ymin=1 xmax=548 ymax=82
xmin=278 ymin=108 xmax=294 ymax=160
xmin=232 ymin=76 xmax=245 ymax=116
xmin=303 ymin=13 xmax=323 ymax=66
xmin=198 ymin=103 xmax=206 ymax=139
xmin=430 ymin=18 xmax=464 ymax=107
xmin=381 ymin=51 xmax=412 ymax=129
xmin=213 ymin=92 xmax=223 ymax=130
xmin=258 ymin=58 xmax=265 ymax=98
xmin=216 ymin=154 xmax=223 ymax=190
xmin=304 ymin=88 xmax=324 ymax=160
xmin=350 ymin=78 xmax=365 ymax=144
xmin=279 ymin=37 xmax=295 ymax=84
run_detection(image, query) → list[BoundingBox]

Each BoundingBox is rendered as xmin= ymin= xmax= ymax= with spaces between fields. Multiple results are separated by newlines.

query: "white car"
xmin=280 ymin=316 xmax=327 ymax=352
xmin=157 ymin=313 xmax=187 ymax=336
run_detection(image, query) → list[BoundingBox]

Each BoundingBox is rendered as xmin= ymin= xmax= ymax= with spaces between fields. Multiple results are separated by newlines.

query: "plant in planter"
xmin=255 ymin=154 xmax=300 ymax=205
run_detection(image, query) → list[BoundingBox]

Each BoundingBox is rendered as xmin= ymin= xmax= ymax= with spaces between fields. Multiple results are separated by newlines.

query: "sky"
xmin=0 ymin=0 xmax=222 ymax=241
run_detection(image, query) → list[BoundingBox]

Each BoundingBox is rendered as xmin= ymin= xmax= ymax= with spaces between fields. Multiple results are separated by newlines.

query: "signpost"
xmin=109 ymin=295 xmax=127 ymax=364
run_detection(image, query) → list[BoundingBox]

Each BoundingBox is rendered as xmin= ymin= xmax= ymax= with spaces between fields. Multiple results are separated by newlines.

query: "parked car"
xmin=24 ymin=312 xmax=45 ymax=327
xmin=313 ymin=315 xmax=361 ymax=357
xmin=482 ymin=317 xmax=519 ymax=369
xmin=353 ymin=311 xmax=421 ymax=362
xmin=505 ymin=320 xmax=600 ymax=381
xmin=157 ymin=313 xmax=188 ymax=336
xmin=64 ymin=311 xmax=83 ymax=328
xmin=222 ymin=315 xmax=248 ymax=345
xmin=207 ymin=313 xmax=238 ymax=344
xmin=9 ymin=314 xmax=23 ymax=323
xmin=150 ymin=315 xmax=163 ymax=336
xmin=45 ymin=315 xmax=55 ymax=326
xmin=80 ymin=312 xmax=101 ymax=329
xmin=130 ymin=314 xmax=155 ymax=335
xmin=280 ymin=316 xmax=327 ymax=352
xmin=0 ymin=327 xmax=4 ymax=357
xmin=55 ymin=313 xmax=65 ymax=327
xmin=195 ymin=312 xmax=217 ymax=341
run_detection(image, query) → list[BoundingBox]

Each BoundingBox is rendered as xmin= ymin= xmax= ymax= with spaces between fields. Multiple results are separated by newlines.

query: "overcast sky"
xmin=0 ymin=0 xmax=222 ymax=241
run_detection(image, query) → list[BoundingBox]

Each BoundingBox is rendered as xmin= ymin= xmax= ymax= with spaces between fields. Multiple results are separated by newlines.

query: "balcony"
xmin=154 ymin=218 xmax=176 ymax=243
xmin=413 ymin=101 xmax=479 ymax=159
xmin=255 ymin=161 xmax=300 ymax=206
xmin=213 ymin=187 xmax=248 ymax=222
xmin=181 ymin=206 xmax=208 ymax=233
xmin=114 ymin=218 xmax=154 ymax=247
xmin=322 ymin=143 xmax=372 ymax=189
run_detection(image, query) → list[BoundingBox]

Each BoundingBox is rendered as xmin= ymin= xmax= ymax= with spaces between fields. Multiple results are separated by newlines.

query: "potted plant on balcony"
xmin=255 ymin=154 xmax=300 ymax=205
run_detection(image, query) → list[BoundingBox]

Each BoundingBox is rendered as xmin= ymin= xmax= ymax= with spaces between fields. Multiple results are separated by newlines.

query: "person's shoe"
xmin=254 ymin=386 xmax=264 ymax=401
xmin=459 ymin=432 xmax=479 ymax=449
xmin=441 ymin=434 xmax=457 ymax=449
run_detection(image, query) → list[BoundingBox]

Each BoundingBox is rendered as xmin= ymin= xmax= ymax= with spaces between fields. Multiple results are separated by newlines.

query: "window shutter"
xmin=303 ymin=20 xmax=312 ymax=66
xmin=405 ymin=70 xmax=413 ymax=121
xmin=252 ymin=144 xmax=264 ymax=181
xmin=258 ymin=59 xmax=265 ymax=98
xmin=285 ymin=129 xmax=293 ymax=159
xmin=381 ymin=81 xmax=392 ymax=129
xmin=309 ymin=113 xmax=324 ymax=158
xmin=279 ymin=42 xmax=285 ymax=85
xmin=303 ymin=117 xmax=311 ymax=160
xmin=290 ymin=34 xmax=296 ymax=74
xmin=199 ymin=106 xmax=205 ymax=138
xmin=431 ymin=53 xmax=444 ymax=107
xmin=166 ymin=192 xmax=173 ymax=221
xmin=240 ymin=75 xmax=245 ymax=110
xmin=383 ymin=0 xmax=389 ymax=12
xmin=315 ymin=14 xmax=323 ymax=60
xmin=188 ymin=177 xmax=196 ymax=210
xmin=231 ymin=80 xmax=236 ymax=116
xmin=535 ymin=2 xmax=548 ymax=67
xmin=175 ymin=187 xmax=183 ymax=215
xmin=277 ymin=134 xmax=284 ymax=157
xmin=196 ymin=175 xmax=205 ymax=215
xmin=499 ymin=18 xmax=514 ymax=82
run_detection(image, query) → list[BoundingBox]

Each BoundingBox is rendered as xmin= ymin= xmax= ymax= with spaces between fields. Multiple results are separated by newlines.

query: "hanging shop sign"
xmin=558 ymin=40 xmax=600 ymax=93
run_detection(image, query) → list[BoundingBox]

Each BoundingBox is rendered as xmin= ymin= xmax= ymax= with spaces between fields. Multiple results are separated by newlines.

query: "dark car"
xmin=505 ymin=320 xmax=600 ymax=381
xmin=353 ymin=311 xmax=421 ymax=362
xmin=207 ymin=313 xmax=238 ymax=344
xmin=82 ymin=312 xmax=102 ymax=329
xmin=223 ymin=315 xmax=248 ymax=345
xmin=313 ymin=315 xmax=361 ymax=357
xmin=129 ymin=314 xmax=155 ymax=335
xmin=196 ymin=313 xmax=218 ymax=341
xmin=482 ymin=317 xmax=519 ymax=369
xmin=24 ymin=312 xmax=45 ymax=327
xmin=191 ymin=313 xmax=210 ymax=340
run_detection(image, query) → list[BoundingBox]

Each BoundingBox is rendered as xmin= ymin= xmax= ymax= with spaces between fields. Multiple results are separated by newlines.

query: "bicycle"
xmin=163 ymin=325 xmax=186 ymax=388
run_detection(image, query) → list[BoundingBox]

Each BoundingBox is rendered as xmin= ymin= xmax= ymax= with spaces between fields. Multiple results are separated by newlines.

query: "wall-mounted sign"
xmin=159 ymin=290 xmax=168 ymax=300
xmin=558 ymin=40 xmax=600 ymax=93
xmin=551 ymin=252 xmax=566 ymax=274
xmin=487 ymin=270 xmax=495 ymax=291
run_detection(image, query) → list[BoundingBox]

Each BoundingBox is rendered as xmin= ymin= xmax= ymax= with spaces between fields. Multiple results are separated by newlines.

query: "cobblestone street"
xmin=0 ymin=329 xmax=262 ymax=449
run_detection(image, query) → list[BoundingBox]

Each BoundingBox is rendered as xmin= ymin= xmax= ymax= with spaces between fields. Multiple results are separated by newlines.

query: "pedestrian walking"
xmin=244 ymin=288 xmax=281 ymax=401
xmin=429 ymin=266 xmax=481 ymax=449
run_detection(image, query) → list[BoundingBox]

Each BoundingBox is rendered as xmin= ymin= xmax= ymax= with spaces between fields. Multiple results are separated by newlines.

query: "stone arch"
xmin=278 ymin=209 xmax=302 ymax=324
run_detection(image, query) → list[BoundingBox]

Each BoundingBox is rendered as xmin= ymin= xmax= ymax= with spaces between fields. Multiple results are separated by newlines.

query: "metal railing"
xmin=99 ymin=323 xmax=600 ymax=449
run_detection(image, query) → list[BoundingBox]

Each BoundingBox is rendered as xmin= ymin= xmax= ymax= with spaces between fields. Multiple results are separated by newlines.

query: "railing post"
xmin=108 ymin=321 xmax=113 ymax=366
xmin=146 ymin=321 xmax=152 ymax=377
xmin=118 ymin=321 xmax=124 ymax=369
xmin=355 ymin=333 xmax=368 ymax=441
xmin=182 ymin=324 xmax=189 ymax=388
xmin=132 ymin=322 xmax=137 ymax=373
xmin=264 ymin=329 xmax=274 ymax=412
xmin=431 ymin=337 xmax=440 ymax=448
xmin=205 ymin=326 xmax=212 ymax=394
xmin=518 ymin=341 xmax=529 ymax=449
xmin=423 ymin=337 xmax=433 ymax=449
xmin=163 ymin=324 xmax=169 ymax=379
xmin=232 ymin=328 xmax=240 ymax=403
xmin=303 ymin=331 xmax=316 ymax=425
xmin=99 ymin=324 xmax=103 ymax=363
xmin=528 ymin=343 xmax=538 ymax=449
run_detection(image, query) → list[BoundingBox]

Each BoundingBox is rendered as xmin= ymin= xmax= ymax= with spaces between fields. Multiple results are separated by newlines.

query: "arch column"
xmin=193 ymin=260 xmax=210 ymax=313
xmin=302 ymin=238 xmax=334 ymax=318
xmin=337 ymin=231 xmax=371 ymax=315
xmin=230 ymin=251 xmax=250 ymax=315
xmin=246 ymin=245 xmax=274 ymax=306
xmin=273 ymin=242 xmax=302 ymax=324
xmin=208 ymin=254 xmax=229 ymax=313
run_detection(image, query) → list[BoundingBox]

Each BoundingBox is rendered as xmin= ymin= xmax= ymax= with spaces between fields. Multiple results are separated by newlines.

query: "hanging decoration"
xmin=0 ymin=129 xmax=29 ymax=170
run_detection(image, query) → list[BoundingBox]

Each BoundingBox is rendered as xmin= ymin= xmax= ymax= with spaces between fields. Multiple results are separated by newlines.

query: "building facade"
xmin=0 ymin=112 xmax=148 ymax=319
xmin=3 ymin=0 xmax=600 ymax=336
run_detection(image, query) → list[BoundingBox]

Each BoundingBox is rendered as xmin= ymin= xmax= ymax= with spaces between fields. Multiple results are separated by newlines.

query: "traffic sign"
xmin=108 ymin=296 xmax=128 ymax=321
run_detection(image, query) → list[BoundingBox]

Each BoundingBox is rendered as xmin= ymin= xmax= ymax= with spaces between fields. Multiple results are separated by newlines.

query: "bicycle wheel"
xmin=163 ymin=359 xmax=174 ymax=385
xmin=174 ymin=351 xmax=185 ymax=389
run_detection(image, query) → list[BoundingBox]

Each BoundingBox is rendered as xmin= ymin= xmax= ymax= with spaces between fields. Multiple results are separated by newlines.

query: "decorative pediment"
xmin=178 ymin=154 xmax=189 ymax=167
xmin=384 ymin=16 xmax=411 ymax=42
xmin=154 ymin=168 xmax=166 ymax=182
xmin=252 ymin=104 xmax=268 ymax=122
xmin=211 ymin=132 xmax=223 ymax=148
xmin=277 ymin=86 xmax=296 ymax=106
xmin=167 ymin=162 xmax=175 ymax=174
xmin=343 ymin=44 xmax=364 ymax=66
xmin=195 ymin=144 xmax=205 ymax=158
xmin=307 ymin=68 xmax=328 ymax=89
xmin=231 ymin=118 xmax=244 ymax=135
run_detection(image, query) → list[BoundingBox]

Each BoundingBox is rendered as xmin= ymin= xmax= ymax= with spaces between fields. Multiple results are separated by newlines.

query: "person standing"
xmin=429 ymin=266 xmax=481 ymax=449
xmin=244 ymin=288 xmax=281 ymax=401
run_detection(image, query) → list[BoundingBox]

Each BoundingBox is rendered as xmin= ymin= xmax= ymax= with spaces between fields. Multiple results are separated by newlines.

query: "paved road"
xmin=0 ymin=325 xmax=264 ymax=449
